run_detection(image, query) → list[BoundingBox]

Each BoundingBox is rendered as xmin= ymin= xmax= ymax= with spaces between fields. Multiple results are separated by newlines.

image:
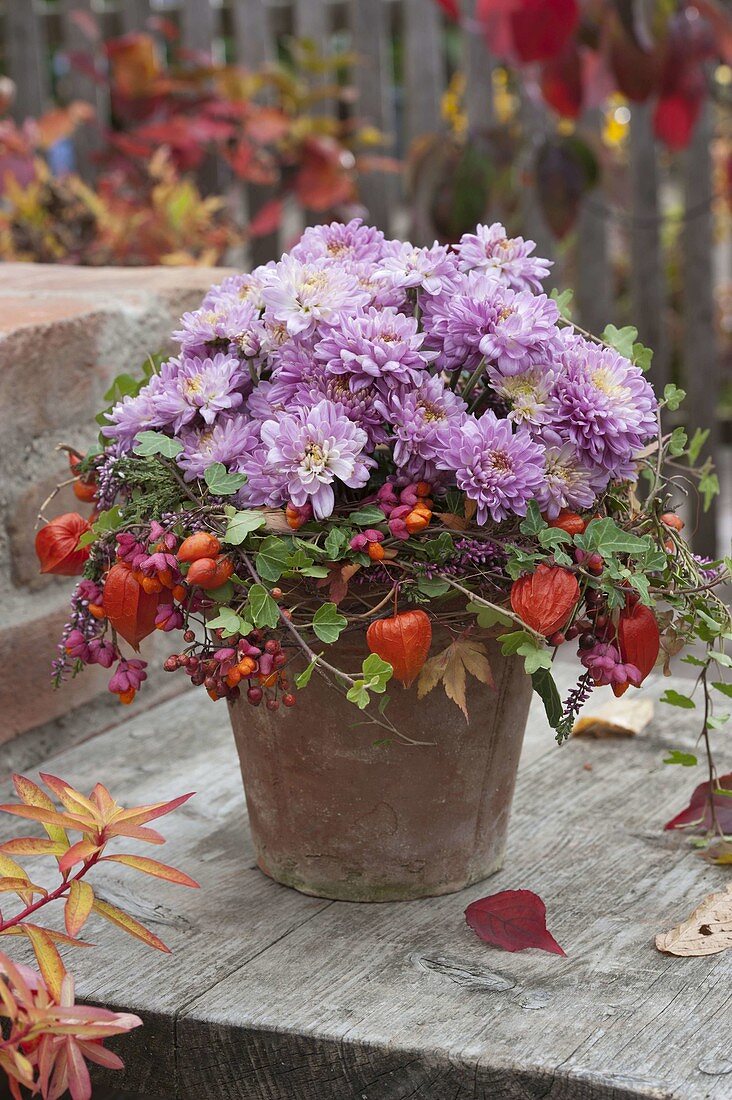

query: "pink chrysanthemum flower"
xmin=456 ymin=222 xmax=552 ymax=292
xmin=262 ymin=255 xmax=370 ymax=337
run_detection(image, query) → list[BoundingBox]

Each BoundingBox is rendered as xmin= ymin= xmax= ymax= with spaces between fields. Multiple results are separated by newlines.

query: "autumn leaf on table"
xmin=656 ymin=884 xmax=732 ymax=957
xmin=465 ymin=890 xmax=566 ymax=957
xmin=417 ymin=635 xmax=495 ymax=720
xmin=663 ymin=772 xmax=732 ymax=834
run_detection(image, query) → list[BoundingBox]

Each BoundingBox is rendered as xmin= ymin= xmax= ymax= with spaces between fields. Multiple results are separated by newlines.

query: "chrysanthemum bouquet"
xmin=38 ymin=220 xmax=730 ymax=749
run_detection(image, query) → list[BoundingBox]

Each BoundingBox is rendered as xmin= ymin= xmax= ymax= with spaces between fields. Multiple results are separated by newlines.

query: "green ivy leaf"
xmin=660 ymin=690 xmax=696 ymax=709
xmin=577 ymin=518 xmax=650 ymax=557
xmin=312 ymin=603 xmax=348 ymax=644
xmin=223 ymin=510 xmax=266 ymax=545
xmin=711 ymin=681 xmax=732 ymax=699
xmin=663 ymin=383 xmax=686 ymax=411
xmin=295 ymin=657 xmax=319 ymax=689
xmin=550 ymin=287 xmax=573 ymax=320
xmin=686 ymin=427 xmax=709 ymax=465
xmin=348 ymin=505 xmax=386 ymax=527
xmin=632 ymin=342 xmax=653 ymax=373
xmin=663 ymin=750 xmax=698 ymax=767
xmin=531 ymin=667 xmax=562 ymax=729
xmin=667 ymin=427 xmax=688 ymax=457
xmin=603 ymin=323 xmax=637 ymax=358
xmin=255 ymin=537 xmax=292 ymax=583
xmin=207 ymin=580 xmax=236 ymax=604
xmin=708 ymin=714 xmax=730 ymax=730
xmin=133 ymin=431 xmax=183 ymax=459
xmin=207 ymin=607 xmax=250 ymax=638
xmin=699 ymin=469 xmax=720 ymax=511
xmin=417 ymin=577 xmax=451 ymax=597
xmin=361 ymin=653 xmax=393 ymax=691
xmin=247 ymin=584 xmax=280 ymax=628
xmin=324 ymin=528 xmax=348 ymax=559
xmin=204 ymin=463 xmax=247 ymax=496
xmin=300 ymin=565 xmax=330 ymax=578
xmin=519 ymin=500 xmax=546 ymax=536
xmin=467 ymin=601 xmax=512 ymax=629
xmin=346 ymin=681 xmax=371 ymax=709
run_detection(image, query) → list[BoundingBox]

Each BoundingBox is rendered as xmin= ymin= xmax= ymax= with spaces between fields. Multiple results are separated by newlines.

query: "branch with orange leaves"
xmin=0 ymin=773 xmax=197 ymax=1099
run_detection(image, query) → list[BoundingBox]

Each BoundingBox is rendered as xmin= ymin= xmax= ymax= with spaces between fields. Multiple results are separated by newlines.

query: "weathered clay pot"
xmin=229 ymin=630 xmax=532 ymax=902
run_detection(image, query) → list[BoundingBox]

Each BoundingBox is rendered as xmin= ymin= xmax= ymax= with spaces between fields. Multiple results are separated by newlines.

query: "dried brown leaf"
xmin=655 ymin=884 xmax=732 ymax=957
xmin=417 ymin=636 xmax=494 ymax=720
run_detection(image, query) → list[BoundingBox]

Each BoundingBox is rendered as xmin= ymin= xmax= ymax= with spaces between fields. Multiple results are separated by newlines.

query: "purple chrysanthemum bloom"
xmin=478 ymin=288 xmax=561 ymax=376
xmin=269 ymin=339 xmax=321 ymax=388
xmin=420 ymin=271 xmax=503 ymax=372
xmin=488 ymin=364 xmax=556 ymax=427
xmin=241 ymin=400 xmax=373 ymax=519
xmin=293 ymin=372 xmax=388 ymax=447
xmin=375 ymin=240 xmax=460 ymax=296
xmin=173 ymin=297 xmax=261 ymax=358
xmin=102 ymin=375 xmax=166 ymax=447
xmin=550 ymin=339 xmax=658 ymax=477
xmin=290 ymin=218 xmax=386 ymax=265
xmin=455 ymin=222 xmax=552 ymax=292
xmin=153 ymin=353 xmax=246 ymax=432
xmin=315 ymin=306 xmax=436 ymax=392
xmin=202 ymin=265 xmax=273 ymax=311
xmin=262 ymin=255 xmax=370 ymax=337
xmin=177 ymin=414 xmax=260 ymax=482
xmin=350 ymin=260 xmax=408 ymax=311
xmin=246 ymin=378 xmax=299 ymax=421
xmin=436 ymin=412 xmax=545 ymax=524
xmin=379 ymin=375 xmax=467 ymax=481
xmin=532 ymin=430 xmax=605 ymax=519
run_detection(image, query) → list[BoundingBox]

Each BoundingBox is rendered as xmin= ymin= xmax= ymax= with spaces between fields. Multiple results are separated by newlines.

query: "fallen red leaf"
xmin=465 ymin=889 xmax=566 ymax=956
xmin=664 ymin=773 xmax=732 ymax=834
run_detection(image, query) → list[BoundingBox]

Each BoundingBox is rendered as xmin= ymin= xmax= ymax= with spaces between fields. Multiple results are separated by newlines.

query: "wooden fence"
xmin=0 ymin=0 xmax=727 ymax=555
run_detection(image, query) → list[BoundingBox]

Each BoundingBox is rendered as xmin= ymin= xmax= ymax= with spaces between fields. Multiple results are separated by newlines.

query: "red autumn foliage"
xmin=509 ymin=0 xmax=580 ymax=64
xmin=613 ymin=602 xmax=660 ymax=697
xmin=35 ymin=513 xmax=90 ymax=576
xmin=465 ymin=889 xmax=566 ymax=956
xmin=664 ymin=773 xmax=732 ymax=834
xmin=103 ymin=563 xmax=160 ymax=648
xmin=366 ymin=610 xmax=433 ymax=687
xmin=540 ymin=46 xmax=583 ymax=120
xmin=510 ymin=564 xmax=579 ymax=637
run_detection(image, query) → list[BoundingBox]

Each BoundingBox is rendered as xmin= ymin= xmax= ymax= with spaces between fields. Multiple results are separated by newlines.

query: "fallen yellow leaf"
xmin=655 ymin=884 xmax=732 ymax=957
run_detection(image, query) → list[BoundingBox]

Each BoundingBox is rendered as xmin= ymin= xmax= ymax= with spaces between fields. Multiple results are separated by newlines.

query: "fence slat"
xmin=461 ymin=0 xmax=494 ymax=141
xmin=5 ymin=0 xmax=50 ymax=121
xmin=682 ymin=101 xmax=719 ymax=557
xmin=118 ymin=0 xmax=151 ymax=35
xmin=230 ymin=0 xmax=280 ymax=267
xmin=59 ymin=0 xmax=109 ymax=180
xmin=349 ymin=0 xmax=398 ymax=232
xmin=575 ymin=113 xmax=612 ymax=337
xmin=403 ymin=0 xmax=444 ymax=148
xmin=629 ymin=102 xmax=668 ymax=396
xmin=181 ymin=0 xmax=218 ymax=57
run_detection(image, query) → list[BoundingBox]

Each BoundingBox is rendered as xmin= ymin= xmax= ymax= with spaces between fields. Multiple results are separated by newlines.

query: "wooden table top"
xmin=2 ymin=671 xmax=730 ymax=1100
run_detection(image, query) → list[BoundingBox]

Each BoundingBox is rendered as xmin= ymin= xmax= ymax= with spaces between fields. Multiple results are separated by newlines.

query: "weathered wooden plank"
xmin=118 ymin=0 xmax=152 ymax=36
xmin=177 ymin=687 xmax=731 ymax=1098
xmin=231 ymin=0 xmax=281 ymax=266
xmin=59 ymin=0 xmax=109 ymax=181
xmin=575 ymin=113 xmax=612 ymax=337
xmin=349 ymin=0 xmax=398 ymax=232
xmin=403 ymin=0 xmax=445 ymax=149
xmin=461 ymin=0 xmax=494 ymax=144
xmin=629 ymin=101 xmax=669 ymax=397
xmin=180 ymin=0 xmax=218 ymax=57
xmin=4 ymin=0 xmax=50 ymax=122
xmin=682 ymin=101 xmax=720 ymax=559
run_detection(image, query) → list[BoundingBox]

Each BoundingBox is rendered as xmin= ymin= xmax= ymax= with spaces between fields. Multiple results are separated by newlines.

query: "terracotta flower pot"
xmin=229 ymin=631 xmax=532 ymax=902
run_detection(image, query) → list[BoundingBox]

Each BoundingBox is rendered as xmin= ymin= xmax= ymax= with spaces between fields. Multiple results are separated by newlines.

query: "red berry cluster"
xmin=164 ymin=629 xmax=296 ymax=710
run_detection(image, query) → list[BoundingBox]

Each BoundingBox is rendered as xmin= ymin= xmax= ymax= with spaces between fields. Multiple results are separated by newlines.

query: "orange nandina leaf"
xmin=22 ymin=925 xmax=67 ymax=1002
xmin=103 ymin=562 xmax=160 ymax=648
xmin=104 ymin=823 xmax=166 ymax=845
xmin=366 ymin=610 xmax=432 ymax=687
xmin=417 ymin=636 xmax=495 ymax=720
xmin=34 ymin=513 xmax=91 ymax=576
xmin=91 ymin=898 xmax=170 ymax=953
xmin=111 ymin=791 xmax=194 ymax=828
xmin=0 ymin=838 xmax=69 ymax=857
xmin=39 ymin=774 xmax=98 ymax=818
xmin=0 ymin=925 xmax=92 ymax=949
xmin=58 ymin=840 xmax=100 ymax=876
xmin=101 ymin=855 xmax=199 ymax=888
xmin=510 ymin=564 xmax=579 ymax=637
xmin=65 ymin=881 xmax=94 ymax=939
xmin=0 ymin=804 xmax=90 ymax=833
xmin=0 ymin=878 xmax=47 ymax=897
xmin=13 ymin=776 xmax=69 ymax=851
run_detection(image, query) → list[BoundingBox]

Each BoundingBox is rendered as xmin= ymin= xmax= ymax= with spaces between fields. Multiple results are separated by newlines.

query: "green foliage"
xmin=549 ymin=287 xmax=573 ymax=320
xmin=531 ymin=668 xmax=562 ymax=728
xmin=222 ymin=509 xmax=267 ymax=545
xmin=246 ymin=584 xmax=280 ymax=628
xmin=203 ymin=463 xmax=247 ymax=496
xmin=602 ymin=324 xmax=637 ymax=358
xmin=312 ymin=603 xmax=348 ymax=644
xmin=660 ymin=690 xmax=696 ymax=709
xmin=348 ymin=505 xmax=387 ymax=527
xmin=133 ymin=431 xmax=183 ymax=459
xmin=663 ymin=750 xmax=698 ymax=767
xmin=207 ymin=607 xmax=252 ymax=638
xmin=346 ymin=655 xmax=393 ymax=710
xmin=662 ymin=384 xmax=686 ymax=411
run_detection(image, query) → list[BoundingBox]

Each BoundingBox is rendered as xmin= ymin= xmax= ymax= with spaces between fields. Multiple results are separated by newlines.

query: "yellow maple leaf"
xmin=417 ymin=636 xmax=495 ymax=720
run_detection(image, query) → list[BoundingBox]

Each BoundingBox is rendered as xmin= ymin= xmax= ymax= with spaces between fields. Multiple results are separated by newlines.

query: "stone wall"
xmin=0 ymin=264 xmax=234 ymax=744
